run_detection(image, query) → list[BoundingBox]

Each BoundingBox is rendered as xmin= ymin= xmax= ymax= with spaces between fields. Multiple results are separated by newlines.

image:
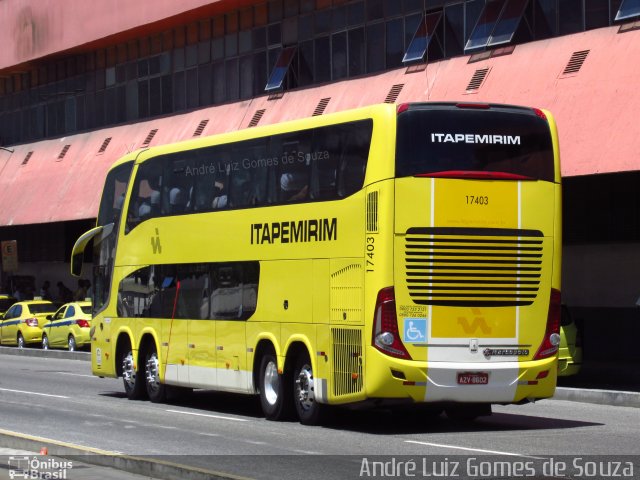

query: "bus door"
xmin=212 ymin=263 xmax=254 ymax=392
xmin=160 ymin=269 xmax=190 ymax=386
xmin=180 ymin=265 xmax=216 ymax=389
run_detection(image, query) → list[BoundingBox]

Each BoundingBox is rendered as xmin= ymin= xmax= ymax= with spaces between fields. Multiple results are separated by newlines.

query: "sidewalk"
xmin=0 ymin=447 xmax=156 ymax=480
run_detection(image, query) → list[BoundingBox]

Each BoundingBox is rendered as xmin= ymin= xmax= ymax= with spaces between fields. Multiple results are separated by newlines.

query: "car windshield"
xmin=28 ymin=303 xmax=56 ymax=314
xmin=80 ymin=306 xmax=92 ymax=314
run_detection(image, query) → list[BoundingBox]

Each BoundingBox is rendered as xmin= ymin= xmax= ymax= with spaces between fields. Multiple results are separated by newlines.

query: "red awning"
xmin=1 ymin=24 xmax=638 ymax=227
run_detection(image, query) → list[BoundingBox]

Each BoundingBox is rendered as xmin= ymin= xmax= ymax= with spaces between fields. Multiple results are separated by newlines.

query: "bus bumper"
xmin=365 ymin=349 xmax=557 ymax=404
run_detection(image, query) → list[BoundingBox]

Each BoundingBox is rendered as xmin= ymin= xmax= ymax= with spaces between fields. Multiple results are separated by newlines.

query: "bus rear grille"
xmin=332 ymin=328 xmax=363 ymax=397
xmin=405 ymin=227 xmax=544 ymax=307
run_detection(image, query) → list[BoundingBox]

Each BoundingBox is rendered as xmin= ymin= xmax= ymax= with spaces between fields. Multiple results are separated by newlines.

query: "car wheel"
xmin=17 ymin=334 xmax=25 ymax=349
xmin=122 ymin=349 xmax=146 ymax=400
xmin=68 ymin=335 xmax=76 ymax=352
xmin=42 ymin=335 xmax=49 ymax=350
xmin=144 ymin=345 xmax=166 ymax=403
xmin=293 ymin=352 xmax=325 ymax=425
xmin=259 ymin=353 xmax=293 ymax=421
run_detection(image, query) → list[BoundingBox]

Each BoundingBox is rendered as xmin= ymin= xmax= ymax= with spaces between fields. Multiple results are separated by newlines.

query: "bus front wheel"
xmin=259 ymin=353 xmax=292 ymax=420
xmin=293 ymin=352 xmax=324 ymax=425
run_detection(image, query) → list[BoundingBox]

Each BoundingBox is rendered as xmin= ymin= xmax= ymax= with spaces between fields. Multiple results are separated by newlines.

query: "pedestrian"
xmin=74 ymin=279 xmax=87 ymax=301
xmin=57 ymin=281 xmax=73 ymax=303
xmin=40 ymin=281 xmax=52 ymax=301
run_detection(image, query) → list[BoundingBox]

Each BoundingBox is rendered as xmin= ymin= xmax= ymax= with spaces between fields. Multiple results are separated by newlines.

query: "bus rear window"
xmin=395 ymin=105 xmax=555 ymax=182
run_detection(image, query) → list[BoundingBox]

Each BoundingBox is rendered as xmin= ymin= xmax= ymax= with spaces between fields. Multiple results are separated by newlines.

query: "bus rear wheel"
xmin=293 ymin=352 xmax=324 ymax=425
xmin=144 ymin=346 xmax=166 ymax=403
xmin=122 ymin=349 xmax=146 ymax=400
xmin=259 ymin=353 xmax=293 ymax=421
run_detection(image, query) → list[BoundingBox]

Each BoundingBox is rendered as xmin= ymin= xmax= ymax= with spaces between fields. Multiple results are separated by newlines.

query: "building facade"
xmin=0 ymin=0 xmax=639 ymax=374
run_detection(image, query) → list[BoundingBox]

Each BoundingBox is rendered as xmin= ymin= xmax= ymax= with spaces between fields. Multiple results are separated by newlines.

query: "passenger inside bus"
xmin=280 ymin=171 xmax=308 ymax=201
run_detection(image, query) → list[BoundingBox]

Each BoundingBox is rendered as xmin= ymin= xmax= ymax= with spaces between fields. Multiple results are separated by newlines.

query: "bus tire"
xmin=122 ymin=348 xmax=146 ymax=400
xmin=259 ymin=353 xmax=293 ymax=421
xmin=144 ymin=345 xmax=166 ymax=403
xmin=293 ymin=352 xmax=324 ymax=425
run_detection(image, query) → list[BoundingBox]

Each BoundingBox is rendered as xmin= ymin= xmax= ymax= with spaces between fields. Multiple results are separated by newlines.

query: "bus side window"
xmin=163 ymin=156 xmax=193 ymax=215
xmin=278 ymin=137 xmax=311 ymax=203
xmin=337 ymin=123 xmax=370 ymax=197
xmin=310 ymin=126 xmax=339 ymax=200
xmin=126 ymin=159 xmax=163 ymax=232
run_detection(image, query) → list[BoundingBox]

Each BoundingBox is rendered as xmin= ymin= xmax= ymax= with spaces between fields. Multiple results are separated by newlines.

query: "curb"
xmin=0 ymin=429 xmax=251 ymax=480
xmin=554 ymin=387 xmax=640 ymax=408
xmin=0 ymin=346 xmax=90 ymax=361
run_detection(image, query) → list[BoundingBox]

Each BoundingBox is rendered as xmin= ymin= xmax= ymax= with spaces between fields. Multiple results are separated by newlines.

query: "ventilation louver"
xmin=97 ymin=137 xmax=112 ymax=154
xmin=313 ymin=98 xmax=331 ymax=116
xmin=57 ymin=145 xmax=71 ymax=161
xmin=384 ymin=84 xmax=404 ymax=104
xmin=193 ymin=119 xmax=209 ymax=137
xmin=248 ymin=109 xmax=265 ymax=127
xmin=21 ymin=151 xmax=34 ymax=166
xmin=466 ymin=68 xmax=490 ymax=91
xmin=562 ymin=50 xmax=590 ymax=75
xmin=142 ymin=129 xmax=158 ymax=147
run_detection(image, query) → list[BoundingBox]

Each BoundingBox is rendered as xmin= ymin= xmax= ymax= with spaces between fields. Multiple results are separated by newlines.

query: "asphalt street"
xmin=0 ymin=349 xmax=639 ymax=480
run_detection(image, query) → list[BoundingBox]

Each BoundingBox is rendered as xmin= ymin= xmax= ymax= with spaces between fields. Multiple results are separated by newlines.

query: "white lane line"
xmin=166 ymin=409 xmax=249 ymax=422
xmin=54 ymin=372 xmax=95 ymax=378
xmin=404 ymin=440 xmax=544 ymax=459
xmin=0 ymin=387 xmax=69 ymax=399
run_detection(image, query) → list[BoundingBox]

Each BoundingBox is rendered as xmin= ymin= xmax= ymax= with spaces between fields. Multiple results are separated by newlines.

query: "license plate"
xmin=457 ymin=372 xmax=489 ymax=385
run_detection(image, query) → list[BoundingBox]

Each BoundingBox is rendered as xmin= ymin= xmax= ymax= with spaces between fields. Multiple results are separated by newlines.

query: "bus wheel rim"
xmin=122 ymin=352 xmax=136 ymax=389
xmin=263 ymin=360 xmax=279 ymax=406
xmin=296 ymin=364 xmax=315 ymax=411
xmin=146 ymin=352 xmax=161 ymax=394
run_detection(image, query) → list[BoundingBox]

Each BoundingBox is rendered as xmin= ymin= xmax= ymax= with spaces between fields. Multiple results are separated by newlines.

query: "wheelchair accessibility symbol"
xmin=403 ymin=318 xmax=427 ymax=343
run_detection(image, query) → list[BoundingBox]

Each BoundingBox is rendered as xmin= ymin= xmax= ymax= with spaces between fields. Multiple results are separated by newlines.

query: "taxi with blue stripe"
xmin=42 ymin=301 xmax=92 ymax=351
xmin=0 ymin=300 xmax=57 ymax=348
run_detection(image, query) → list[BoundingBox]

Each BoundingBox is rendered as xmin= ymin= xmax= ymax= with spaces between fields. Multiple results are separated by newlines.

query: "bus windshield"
xmin=395 ymin=104 xmax=555 ymax=181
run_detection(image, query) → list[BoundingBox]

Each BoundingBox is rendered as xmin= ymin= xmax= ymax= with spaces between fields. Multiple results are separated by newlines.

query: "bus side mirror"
xmin=70 ymin=225 xmax=108 ymax=277
xmin=72 ymin=252 xmax=84 ymax=277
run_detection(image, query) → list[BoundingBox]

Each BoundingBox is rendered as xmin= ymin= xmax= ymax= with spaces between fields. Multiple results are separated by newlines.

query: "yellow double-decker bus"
xmin=72 ymin=102 xmax=562 ymax=424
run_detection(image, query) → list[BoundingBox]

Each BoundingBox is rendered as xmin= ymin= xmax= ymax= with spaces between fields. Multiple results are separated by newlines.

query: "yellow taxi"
xmin=558 ymin=305 xmax=583 ymax=376
xmin=42 ymin=301 xmax=92 ymax=351
xmin=0 ymin=294 xmax=17 ymax=317
xmin=0 ymin=300 xmax=57 ymax=348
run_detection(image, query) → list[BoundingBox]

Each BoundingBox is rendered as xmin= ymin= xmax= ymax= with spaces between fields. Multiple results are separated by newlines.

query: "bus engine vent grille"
xmin=332 ymin=328 xmax=363 ymax=397
xmin=404 ymin=227 xmax=544 ymax=307
xmin=366 ymin=191 xmax=379 ymax=233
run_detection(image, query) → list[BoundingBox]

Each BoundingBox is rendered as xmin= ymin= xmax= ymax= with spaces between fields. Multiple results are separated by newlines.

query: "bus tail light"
xmin=532 ymin=108 xmax=547 ymax=121
xmin=534 ymin=288 xmax=562 ymax=360
xmin=76 ymin=319 xmax=90 ymax=328
xmin=372 ymin=287 xmax=412 ymax=360
xmin=24 ymin=318 xmax=39 ymax=327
